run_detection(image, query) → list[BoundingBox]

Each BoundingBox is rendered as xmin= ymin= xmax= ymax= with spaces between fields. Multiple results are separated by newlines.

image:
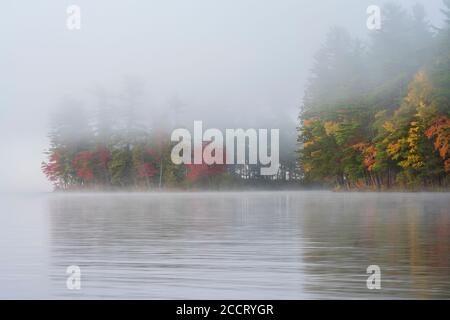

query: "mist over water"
xmin=0 ymin=192 xmax=448 ymax=299
xmin=1 ymin=0 xmax=449 ymax=301
xmin=0 ymin=0 xmax=445 ymax=192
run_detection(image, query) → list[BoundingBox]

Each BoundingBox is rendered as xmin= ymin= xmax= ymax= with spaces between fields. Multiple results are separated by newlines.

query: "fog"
xmin=0 ymin=0 xmax=444 ymax=192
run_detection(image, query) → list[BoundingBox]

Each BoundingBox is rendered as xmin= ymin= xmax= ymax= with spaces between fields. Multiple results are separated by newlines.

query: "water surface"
xmin=0 ymin=191 xmax=449 ymax=299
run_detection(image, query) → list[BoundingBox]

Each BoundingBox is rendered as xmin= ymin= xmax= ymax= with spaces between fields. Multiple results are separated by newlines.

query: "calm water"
xmin=0 ymin=191 xmax=449 ymax=299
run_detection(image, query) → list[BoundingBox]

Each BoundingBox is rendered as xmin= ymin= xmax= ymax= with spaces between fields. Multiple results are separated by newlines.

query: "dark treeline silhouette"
xmin=298 ymin=1 xmax=450 ymax=190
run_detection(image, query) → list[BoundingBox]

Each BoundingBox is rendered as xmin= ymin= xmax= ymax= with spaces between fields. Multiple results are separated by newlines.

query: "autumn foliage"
xmin=298 ymin=2 xmax=450 ymax=189
xmin=426 ymin=115 xmax=450 ymax=172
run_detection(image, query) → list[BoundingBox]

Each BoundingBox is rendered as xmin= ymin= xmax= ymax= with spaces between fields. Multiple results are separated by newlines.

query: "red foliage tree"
xmin=426 ymin=115 xmax=450 ymax=172
xmin=41 ymin=151 xmax=62 ymax=185
xmin=186 ymin=142 xmax=226 ymax=181
xmin=72 ymin=151 xmax=94 ymax=180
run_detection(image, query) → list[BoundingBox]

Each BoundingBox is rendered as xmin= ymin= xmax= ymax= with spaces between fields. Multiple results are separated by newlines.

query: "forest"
xmin=42 ymin=1 xmax=450 ymax=191
xmin=41 ymin=85 xmax=299 ymax=190
xmin=298 ymin=1 xmax=450 ymax=190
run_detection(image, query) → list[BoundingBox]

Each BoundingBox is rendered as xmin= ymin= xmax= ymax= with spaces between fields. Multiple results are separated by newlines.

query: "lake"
xmin=0 ymin=191 xmax=449 ymax=299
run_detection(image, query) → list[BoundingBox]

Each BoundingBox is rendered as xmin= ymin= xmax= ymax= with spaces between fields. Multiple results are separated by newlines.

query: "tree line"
xmin=42 ymin=83 xmax=299 ymax=190
xmin=298 ymin=1 xmax=450 ymax=190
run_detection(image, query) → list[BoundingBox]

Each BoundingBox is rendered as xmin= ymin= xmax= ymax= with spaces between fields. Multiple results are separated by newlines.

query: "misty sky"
xmin=0 ymin=0 xmax=445 ymax=192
